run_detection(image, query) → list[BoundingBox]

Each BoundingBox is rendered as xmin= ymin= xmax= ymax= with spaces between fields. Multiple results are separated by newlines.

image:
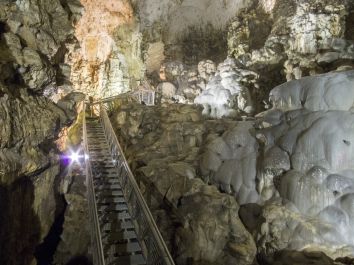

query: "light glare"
xmin=70 ymin=151 xmax=80 ymax=163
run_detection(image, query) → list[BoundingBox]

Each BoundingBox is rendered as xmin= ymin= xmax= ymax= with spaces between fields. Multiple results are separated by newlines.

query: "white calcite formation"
xmin=198 ymin=59 xmax=216 ymax=82
xmin=157 ymin=61 xmax=208 ymax=103
xmin=194 ymin=58 xmax=257 ymax=118
xmin=200 ymin=121 xmax=259 ymax=204
xmin=270 ymin=70 xmax=354 ymax=111
xmin=199 ymin=70 xmax=354 ymax=259
xmin=254 ymin=70 xmax=354 ymax=258
xmin=228 ymin=0 xmax=354 ymax=82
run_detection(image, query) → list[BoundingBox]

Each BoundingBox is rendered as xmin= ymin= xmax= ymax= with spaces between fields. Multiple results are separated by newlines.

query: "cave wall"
xmin=70 ymin=0 xmax=252 ymax=98
xmin=71 ymin=0 xmax=145 ymax=98
xmin=0 ymin=1 xmax=82 ymax=264
xmin=226 ymin=0 xmax=354 ymax=109
xmin=133 ymin=0 xmax=251 ymax=72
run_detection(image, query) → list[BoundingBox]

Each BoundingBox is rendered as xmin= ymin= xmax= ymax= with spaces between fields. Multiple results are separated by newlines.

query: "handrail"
xmin=89 ymin=88 xmax=155 ymax=106
xmin=99 ymin=104 xmax=175 ymax=265
xmin=82 ymin=104 xmax=106 ymax=265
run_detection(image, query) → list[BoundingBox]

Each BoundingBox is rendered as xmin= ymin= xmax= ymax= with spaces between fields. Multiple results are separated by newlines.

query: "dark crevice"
xmin=0 ymin=177 xmax=41 ymax=265
xmin=34 ymin=195 xmax=67 ymax=265
xmin=345 ymin=11 xmax=354 ymax=41
xmin=0 ymin=21 xmax=9 ymax=34
xmin=66 ymin=256 xmax=93 ymax=265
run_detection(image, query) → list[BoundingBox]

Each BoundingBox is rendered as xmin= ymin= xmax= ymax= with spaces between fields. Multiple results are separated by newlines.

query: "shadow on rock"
xmin=65 ymin=256 xmax=93 ymax=265
xmin=0 ymin=177 xmax=41 ymax=265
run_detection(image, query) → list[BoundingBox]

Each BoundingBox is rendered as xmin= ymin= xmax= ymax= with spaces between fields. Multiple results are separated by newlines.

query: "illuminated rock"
xmin=194 ymin=58 xmax=257 ymax=118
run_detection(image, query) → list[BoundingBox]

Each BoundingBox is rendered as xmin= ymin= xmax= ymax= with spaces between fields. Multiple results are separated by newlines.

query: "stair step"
xmin=93 ymin=168 xmax=117 ymax=172
xmin=106 ymin=254 xmax=146 ymax=265
xmin=90 ymin=159 xmax=113 ymax=163
xmin=93 ymin=175 xmax=119 ymax=181
xmin=96 ymin=190 xmax=124 ymax=197
xmin=88 ymin=146 xmax=109 ymax=150
xmin=94 ymin=179 xmax=120 ymax=185
xmin=98 ymin=203 xmax=128 ymax=212
xmin=90 ymin=156 xmax=112 ymax=159
xmin=94 ymin=172 xmax=118 ymax=177
xmin=95 ymin=183 xmax=121 ymax=189
xmin=102 ymin=230 xmax=138 ymax=242
xmin=106 ymin=242 xmax=142 ymax=255
xmin=99 ymin=211 xmax=131 ymax=222
xmin=89 ymin=157 xmax=113 ymax=162
xmin=101 ymin=220 xmax=134 ymax=231
xmin=96 ymin=196 xmax=127 ymax=204
xmin=91 ymin=163 xmax=116 ymax=168
xmin=88 ymin=141 xmax=109 ymax=145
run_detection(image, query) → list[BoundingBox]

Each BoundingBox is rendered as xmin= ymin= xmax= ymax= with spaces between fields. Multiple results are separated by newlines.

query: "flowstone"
xmin=253 ymin=70 xmax=354 ymax=259
xmin=194 ymin=58 xmax=257 ymax=118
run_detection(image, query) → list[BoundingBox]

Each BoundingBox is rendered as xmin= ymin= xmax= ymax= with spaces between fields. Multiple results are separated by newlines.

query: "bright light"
xmin=85 ymin=154 xmax=90 ymax=160
xmin=70 ymin=151 xmax=80 ymax=163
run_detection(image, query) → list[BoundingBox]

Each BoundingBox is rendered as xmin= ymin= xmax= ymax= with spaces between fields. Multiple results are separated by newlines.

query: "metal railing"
xmin=91 ymin=89 xmax=155 ymax=108
xmin=99 ymin=104 xmax=175 ymax=265
xmin=132 ymin=89 xmax=155 ymax=106
xmin=83 ymin=100 xmax=174 ymax=265
xmin=82 ymin=104 xmax=106 ymax=265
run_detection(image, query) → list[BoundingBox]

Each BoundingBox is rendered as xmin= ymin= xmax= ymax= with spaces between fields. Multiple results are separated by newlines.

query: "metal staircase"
xmin=83 ymin=103 xmax=174 ymax=265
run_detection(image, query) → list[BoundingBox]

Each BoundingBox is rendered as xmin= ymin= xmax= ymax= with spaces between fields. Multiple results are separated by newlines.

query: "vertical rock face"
xmin=226 ymin=0 xmax=354 ymax=111
xmin=134 ymin=0 xmax=250 ymax=65
xmin=0 ymin=0 xmax=75 ymax=93
xmin=0 ymin=1 xmax=78 ymax=264
xmin=0 ymin=177 xmax=41 ymax=265
xmin=71 ymin=0 xmax=144 ymax=98
xmin=53 ymin=168 xmax=90 ymax=264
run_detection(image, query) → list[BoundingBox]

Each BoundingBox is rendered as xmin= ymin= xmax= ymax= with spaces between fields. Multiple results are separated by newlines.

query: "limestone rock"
xmin=109 ymin=101 xmax=256 ymax=264
xmin=175 ymin=183 xmax=256 ymax=265
xmin=54 ymin=166 xmax=90 ymax=264
xmin=0 ymin=0 xmax=74 ymax=93
xmin=0 ymin=86 xmax=67 ymax=184
xmin=198 ymin=60 xmax=217 ymax=82
xmin=157 ymin=82 xmax=177 ymax=102
xmin=0 ymin=1 xmax=75 ymax=264
xmin=195 ymin=57 xmax=257 ymax=118
xmin=227 ymin=0 xmax=354 ymax=110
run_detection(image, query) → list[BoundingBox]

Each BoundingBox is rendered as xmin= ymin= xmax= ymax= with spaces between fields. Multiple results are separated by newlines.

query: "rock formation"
xmin=71 ymin=0 xmax=144 ymax=98
xmin=227 ymin=0 xmax=354 ymax=109
xmin=195 ymin=57 xmax=257 ymax=118
xmin=110 ymin=101 xmax=257 ymax=265
xmin=0 ymin=0 xmax=87 ymax=264
xmin=253 ymin=70 xmax=354 ymax=259
xmin=2 ymin=0 xmax=354 ymax=264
